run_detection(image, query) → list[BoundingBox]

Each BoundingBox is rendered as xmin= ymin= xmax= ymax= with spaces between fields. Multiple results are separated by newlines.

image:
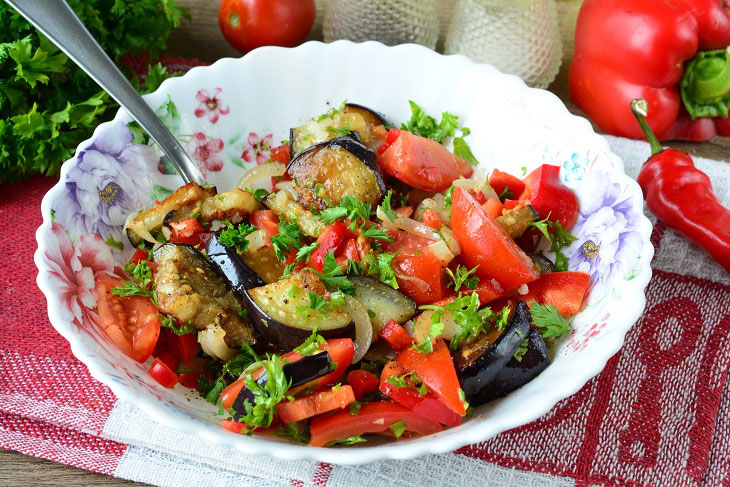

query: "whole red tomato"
xmin=219 ymin=0 xmax=316 ymax=53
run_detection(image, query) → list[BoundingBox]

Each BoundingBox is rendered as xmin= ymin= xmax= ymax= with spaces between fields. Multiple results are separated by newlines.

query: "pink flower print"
xmin=44 ymin=221 xmax=117 ymax=329
xmin=187 ymin=132 xmax=225 ymax=175
xmin=569 ymin=321 xmax=607 ymax=352
xmin=194 ymin=88 xmax=229 ymax=124
xmin=241 ymin=132 xmax=274 ymax=165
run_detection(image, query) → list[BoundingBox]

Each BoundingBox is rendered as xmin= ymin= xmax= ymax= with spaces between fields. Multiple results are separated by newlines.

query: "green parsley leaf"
xmin=446 ymin=265 xmax=479 ymax=292
xmin=113 ymin=255 xmax=157 ymax=305
xmin=239 ymin=354 xmax=292 ymax=429
xmin=310 ymin=251 xmax=354 ymax=295
xmin=274 ymin=421 xmax=310 ymax=444
xmin=317 ymin=100 xmax=347 ymax=121
xmin=359 ymin=226 xmax=393 ymax=242
xmin=411 ymin=317 xmax=444 ymax=354
xmin=296 ymin=241 xmax=319 ymax=262
xmin=159 ymin=314 xmax=196 ymax=336
xmin=513 ymin=338 xmax=529 ymax=362
xmin=401 ymin=100 xmax=458 ymax=143
xmin=196 ymin=376 xmax=225 ymax=405
xmin=498 ymin=187 xmax=514 ymax=202
xmin=530 ymin=215 xmax=552 ymax=242
xmin=296 ymin=292 xmax=326 ymax=322
xmin=292 ymin=327 xmax=326 ymax=356
xmin=317 ymin=206 xmax=348 ymax=225
xmin=530 ymin=303 xmax=572 ymax=339
xmin=422 ymin=292 xmax=496 ymax=350
xmin=327 ymin=122 xmax=351 ymax=137
xmin=521 ymin=166 xmax=528 ymax=176
xmin=453 ymin=136 xmax=479 ymax=166
xmin=496 ymin=306 xmax=511 ymax=330
xmin=548 ymin=221 xmax=578 ymax=253
xmin=443 ymin=186 xmax=455 ymax=210
xmin=554 ymin=251 xmax=570 ymax=272
xmin=219 ymin=342 xmax=260 ymax=381
xmin=325 ymin=436 xmax=367 ymax=447
xmin=389 ymin=420 xmax=407 ymax=438
xmin=244 ymin=187 xmax=269 ymax=202
xmin=219 ymin=221 xmax=256 ymax=254
xmin=280 ymin=263 xmax=296 ymax=280
xmin=349 ymin=401 xmax=362 ymax=415
xmin=378 ymin=190 xmax=398 ymax=223
xmin=105 ymin=234 xmax=124 ymax=250
xmin=271 ymin=220 xmax=303 ymax=261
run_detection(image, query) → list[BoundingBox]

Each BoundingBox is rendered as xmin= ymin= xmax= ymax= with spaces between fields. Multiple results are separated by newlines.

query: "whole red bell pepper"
xmin=631 ymin=99 xmax=730 ymax=273
xmin=570 ymin=0 xmax=730 ymax=141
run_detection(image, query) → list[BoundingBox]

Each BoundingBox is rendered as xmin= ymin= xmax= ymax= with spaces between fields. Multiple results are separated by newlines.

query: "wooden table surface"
xmin=2 ymin=1 xmax=728 ymax=486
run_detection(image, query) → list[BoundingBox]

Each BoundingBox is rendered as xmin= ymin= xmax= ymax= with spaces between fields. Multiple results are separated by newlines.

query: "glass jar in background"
xmin=323 ymin=0 xmax=439 ymax=49
xmin=445 ymin=0 xmax=562 ymax=89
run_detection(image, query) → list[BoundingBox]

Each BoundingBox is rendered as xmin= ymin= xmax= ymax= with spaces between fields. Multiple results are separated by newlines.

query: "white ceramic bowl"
xmin=34 ymin=41 xmax=654 ymax=464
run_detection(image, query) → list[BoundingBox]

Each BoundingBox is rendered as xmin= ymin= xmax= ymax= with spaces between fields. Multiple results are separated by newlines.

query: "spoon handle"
xmin=5 ymin=0 xmax=206 ymax=185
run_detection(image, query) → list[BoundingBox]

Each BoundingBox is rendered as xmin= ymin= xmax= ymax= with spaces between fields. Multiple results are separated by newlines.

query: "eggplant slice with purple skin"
xmin=232 ymin=352 xmax=332 ymax=421
xmin=288 ymin=135 xmax=386 ymax=211
xmin=350 ymin=276 xmax=417 ymax=332
xmin=289 ymin=103 xmax=390 ymax=159
xmin=455 ymin=300 xmax=532 ymax=399
xmin=467 ymin=327 xmax=551 ymax=407
xmin=205 ymin=234 xmax=266 ymax=291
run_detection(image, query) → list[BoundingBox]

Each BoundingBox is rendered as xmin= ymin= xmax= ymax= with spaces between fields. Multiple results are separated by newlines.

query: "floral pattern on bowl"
xmin=34 ymin=41 xmax=654 ymax=465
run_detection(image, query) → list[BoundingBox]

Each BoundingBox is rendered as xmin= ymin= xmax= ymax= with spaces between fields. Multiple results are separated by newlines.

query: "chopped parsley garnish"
xmin=197 ymin=343 xmax=260 ymax=405
xmin=530 ymin=303 xmax=572 ymax=340
xmin=274 ymin=421 xmax=310 ymax=444
xmin=513 ymin=338 xmax=529 ymax=362
xmin=271 ymin=220 xmax=303 ymax=261
xmin=308 ymin=252 xmax=354 ymax=295
xmin=315 ymin=195 xmax=373 ymax=230
xmin=410 ymin=316 xmax=445 ymax=354
xmin=292 ymin=327 xmax=327 ymax=356
xmin=498 ymin=187 xmax=514 ymax=202
xmin=296 ymin=241 xmax=319 ymax=262
xmin=238 ymin=354 xmax=292 ymax=430
xmin=385 ymin=372 xmax=428 ymax=397
xmin=325 ymin=436 xmax=367 ymax=447
xmin=446 ymin=265 xmax=479 ymax=292
xmin=218 ymin=221 xmax=256 ymax=254
xmin=327 ymin=122 xmax=352 ymax=137
xmin=296 ymin=290 xmax=346 ymax=322
xmin=49 ymin=209 xmax=56 ymax=221
xmin=349 ymin=401 xmax=362 ymax=415
xmin=378 ymin=190 xmax=398 ymax=223
xmin=244 ymin=187 xmax=269 ymax=202
xmin=528 ymin=217 xmax=577 ymax=272
xmin=452 ymin=133 xmax=479 ymax=166
xmin=554 ymin=251 xmax=570 ymax=272
xmin=359 ymin=226 xmax=393 ymax=242
xmin=280 ymin=263 xmax=296 ymax=280
xmin=389 ymin=420 xmax=408 ymax=438
xmin=159 ymin=315 xmax=196 ymax=336
xmin=317 ymin=99 xmax=348 ymax=121
xmin=113 ymin=252 xmax=157 ymax=305
xmin=422 ymin=292 xmax=497 ymax=351
xmin=443 ymin=186 xmax=455 ymax=210
xmin=105 ymin=234 xmax=124 ymax=250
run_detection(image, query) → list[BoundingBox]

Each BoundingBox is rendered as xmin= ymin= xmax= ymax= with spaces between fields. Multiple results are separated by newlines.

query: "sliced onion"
xmin=276 ymin=180 xmax=298 ymax=199
xmin=452 ymin=178 xmax=476 ymax=190
xmin=438 ymin=226 xmax=461 ymax=255
xmin=428 ymin=239 xmax=455 ymax=263
xmin=123 ymin=211 xmax=162 ymax=248
xmin=236 ymin=162 xmax=286 ymax=190
xmin=245 ymin=229 xmax=267 ymax=253
xmin=343 ymin=295 xmax=373 ymax=364
xmin=377 ymin=206 xmax=439 ymax=241
xmin=198 ymin=325 xmax=237 ymax=361
xmin=412 ymin=310 xmax=458 ymax=341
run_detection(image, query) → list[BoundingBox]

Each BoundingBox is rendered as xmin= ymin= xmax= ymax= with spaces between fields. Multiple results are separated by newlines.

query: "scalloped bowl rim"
xmin=34 ymin=40 xmax=654 ymax=465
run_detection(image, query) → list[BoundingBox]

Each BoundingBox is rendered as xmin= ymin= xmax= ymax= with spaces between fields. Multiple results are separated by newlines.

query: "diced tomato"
xmin=169 ymin=218 xmax=207 ymax=247
xmin=308 ymin=401 xmax=443 ymax=447
xmin=250 ymin=210 xmax=280 ymax=241
xmin=503 ymin=199 xmax=522 ymax=210
xmin=149 ymin=357 xmax=178 ymax=388
xmin=178 ymin=372 xmax=202 ymax=388
xmin=378 ymin=319 xmax=413 ymax=352
xmin=519 ymin=165 xmax=579 ymax=230
xmin=96 ymin=273 xmax=160 ymax=363
xmin=473 ymin=191 xmax=487 ymax=204
xmin=378 ymin=130 xmax=473 ymax=192
xmin=421 ymin=209 xmax=442 ymax=230
xmin=174 ymin=332 xmax=199 ymax=364
xmin=276 ymin=385 xmax=355 ymax=423
xmin=522 ymin=272 xmax=590 ymax=316
xmin=379 ymin=361 xmax=462 ymax=427
xmin=347 ymin=370 xmax=380 ymax=400
xmin=270 ymin=143 xmax=290 ymax=164
xmin=489 ymin=169 xmax=526 ymax=199
xmin=395 ymin=206 xmax=414 ymax=218
xmin=129 ymin=248 xmax=150 ymax=265
xmin=382 ymin=230 xmax=447 ymax=305
xmin=221 ymin=419 xmax=247 ymax=434
xmin=396 ymin=339 xmax=466 ymax=416
xmin=308 ymin=221 xmax=352 ymax=273
xmin=451 ymin=188 xmax=540 ymax=291
xmin=483 ymin=198 xmax=504 ymax=219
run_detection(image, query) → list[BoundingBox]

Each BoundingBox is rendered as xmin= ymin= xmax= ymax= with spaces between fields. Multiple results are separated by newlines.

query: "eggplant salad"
xmin=98 ymin=100 xmax=590 ymax=447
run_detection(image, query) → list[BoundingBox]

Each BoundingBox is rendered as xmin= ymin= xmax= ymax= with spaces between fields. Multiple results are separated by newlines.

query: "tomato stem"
xmin=630 ymin=99 xmax=664 ymax=156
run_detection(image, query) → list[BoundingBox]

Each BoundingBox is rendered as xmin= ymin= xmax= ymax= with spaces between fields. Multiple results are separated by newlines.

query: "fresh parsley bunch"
xmin=0 ymin=0 xmax=188 ymax=182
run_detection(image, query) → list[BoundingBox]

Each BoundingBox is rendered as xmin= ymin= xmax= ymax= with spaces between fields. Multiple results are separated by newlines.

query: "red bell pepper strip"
xmin=169 ymin=218 xmax=208 ymax=247
xmin=451 ymin=188 xmax=540 ymax=291
xmin=148 ymin=358 xmax=178 ymax=389
xmin=396 ymin=339 xmax=467 ymax=416
xmin=421 ymin=209 xmax=442 ymax=230
xmin=489 ymin=169 xmax=526 ymax=200
xmin=570 ymin=0 xmax=730 ymax=142
xmin=631 ymin=100 xmax=730 ymax=273
xmin=379 ymin=361 xmax=462 ymax=427
xmin=275 ymin=385 xmax=355 ymax=424
xmin=308 ymin=221 xmax=351 ymax=273
xmin=308 ymin=401 xmax=443 ymax=447
xmin=378 ymin=319 xmax=414 ymax=352
xmin=522 ymin=272 xmax=591 ymax=316
xmin=347 ymin=370 xmax=380 ymax=400
xmin=519 ymin=165 xmax=578 ymax=230
xmin=250 ymin=210 xmax=280 ymax=243
xmin=483 ymin=198 xmax=504 ymax=220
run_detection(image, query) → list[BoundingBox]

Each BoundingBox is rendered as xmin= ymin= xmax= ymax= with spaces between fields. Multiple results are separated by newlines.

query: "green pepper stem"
xmin=683 ymin=47 xmax=730 ymax=103
xmin=630 ymin=99 xmax=663 ymax=156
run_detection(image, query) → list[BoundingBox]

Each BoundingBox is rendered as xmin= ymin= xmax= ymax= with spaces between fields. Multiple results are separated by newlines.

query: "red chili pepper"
xmin=570 ymin=0 xmax=730 ymax=142
xmin=518 ymin=165 xmax=579 ymax=230
xmin=631 ymin=99 xmax=730 ymax=273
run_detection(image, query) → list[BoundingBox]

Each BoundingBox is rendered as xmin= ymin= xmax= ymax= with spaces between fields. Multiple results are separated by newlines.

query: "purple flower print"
xmin=568 ymin=172 xmax=643 ymax=289
xmin=54 ymin=122 xmax=157 ymax=240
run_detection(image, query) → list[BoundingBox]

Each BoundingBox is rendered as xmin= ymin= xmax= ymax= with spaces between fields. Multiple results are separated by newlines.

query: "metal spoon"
xmin=5 ymin=0 xmax=206 ymax=185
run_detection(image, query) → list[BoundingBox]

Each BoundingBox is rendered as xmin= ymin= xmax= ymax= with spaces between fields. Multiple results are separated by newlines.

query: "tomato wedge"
xmin=519 ymin=165 xmax=579 ymax=230
xmin=382 ymin=230 xmax=447 ymax=305
xmin=378 ymin=130 xmax=473 ymax=192
xmin=379 ymin=361 xmax=462 ymax=427
xmin=308 ymin=401 xmax=443 ymax=447
xmin=396 ymin=339 xmax=466 ymax=416
xmin=522 ymin=271 xmax=590 ymax=316
xmin=347 ymin=370 xmax=380 ymax=400
xmin=451 ymin=188 xmax=540 ymax=291
xmin=96 ymin=273 xmax=160 ymax=363
xmin=276 ymin=385 xmax=355 ymax=423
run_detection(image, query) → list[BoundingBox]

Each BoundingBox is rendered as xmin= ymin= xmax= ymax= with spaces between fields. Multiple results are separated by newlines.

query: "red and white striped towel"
xmin=2 ymin=133 xmax=730 ymax=486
